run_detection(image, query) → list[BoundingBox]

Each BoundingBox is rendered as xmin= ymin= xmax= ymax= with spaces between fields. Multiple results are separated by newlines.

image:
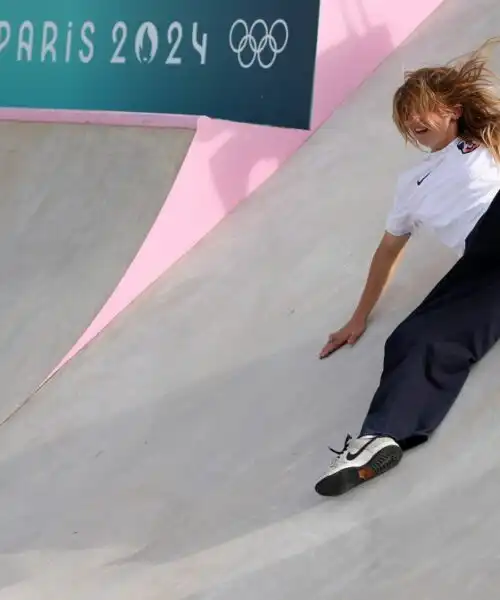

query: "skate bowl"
xmin=30 ymin=0 xmax=445 ymax=389
xmin=0 ymin=122 xmax=193 ymax=424
xmin=6 ymin=0 xmax=500 ymax=598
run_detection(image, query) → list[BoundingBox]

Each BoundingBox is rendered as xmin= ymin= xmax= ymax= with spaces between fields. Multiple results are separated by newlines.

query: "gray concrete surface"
xmin=0 ymin=123 xmax=193 ymax=423
xmin=1 ymin=0 xmax=500 ymax=597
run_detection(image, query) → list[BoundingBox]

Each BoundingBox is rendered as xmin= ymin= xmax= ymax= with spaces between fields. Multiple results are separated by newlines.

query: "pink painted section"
xmin=44 ymin=0 xmax=445 ymax=383
xmin=0 ymin=108 xmax=198 ymax=129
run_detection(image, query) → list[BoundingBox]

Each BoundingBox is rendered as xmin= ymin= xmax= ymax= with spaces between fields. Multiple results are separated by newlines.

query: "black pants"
xmin=360 ymin=189 xmax=500 ymax=450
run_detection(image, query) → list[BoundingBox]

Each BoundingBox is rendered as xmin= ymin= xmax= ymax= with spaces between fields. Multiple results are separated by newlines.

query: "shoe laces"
xmin=328 ymin=433 xmax=352 ymax=465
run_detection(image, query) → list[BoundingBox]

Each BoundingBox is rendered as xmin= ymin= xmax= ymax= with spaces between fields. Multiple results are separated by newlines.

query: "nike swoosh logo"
xmin=417 ymin=172 xmax=431 ymax=186
xmin=346 ymin=438 xmax=377 ymax=461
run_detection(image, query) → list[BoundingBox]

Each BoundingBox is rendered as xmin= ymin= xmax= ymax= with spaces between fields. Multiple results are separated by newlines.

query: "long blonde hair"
xmin=393 ymin=37 xmax=500 ymax=162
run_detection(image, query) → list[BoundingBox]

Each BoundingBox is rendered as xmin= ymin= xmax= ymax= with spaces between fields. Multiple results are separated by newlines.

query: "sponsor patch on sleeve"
xmin=457 ymin=140 xmax=479 ymax=154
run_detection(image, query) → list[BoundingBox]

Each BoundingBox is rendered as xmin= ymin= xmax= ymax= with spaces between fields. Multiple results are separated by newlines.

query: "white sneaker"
xmin=314 ymin=434 xmax=403 ymax=496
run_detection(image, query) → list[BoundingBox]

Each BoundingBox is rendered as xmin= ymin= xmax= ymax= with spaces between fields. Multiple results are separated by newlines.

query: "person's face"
xmin=406 ymin=107 xmax=461 ymax=152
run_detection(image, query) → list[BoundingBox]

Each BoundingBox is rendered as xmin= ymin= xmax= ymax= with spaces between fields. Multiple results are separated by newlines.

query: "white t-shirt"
xmin=386 ymin=138 xmax=500 ymax=256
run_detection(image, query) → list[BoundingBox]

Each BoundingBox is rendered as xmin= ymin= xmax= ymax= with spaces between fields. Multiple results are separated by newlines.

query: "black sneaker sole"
xmin=314 ymin=444 xmax=403 ymax=497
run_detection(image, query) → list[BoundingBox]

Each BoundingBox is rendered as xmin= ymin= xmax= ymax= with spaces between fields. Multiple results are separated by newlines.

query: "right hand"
xmin=319 ymin=316 xmax=367 ymax=359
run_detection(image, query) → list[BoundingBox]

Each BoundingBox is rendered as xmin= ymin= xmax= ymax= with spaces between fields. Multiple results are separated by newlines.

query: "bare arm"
xmin=319 ymin=231 xmax=410 ymax=359
xmin=351 ymin=231 xmax=410 ymax=322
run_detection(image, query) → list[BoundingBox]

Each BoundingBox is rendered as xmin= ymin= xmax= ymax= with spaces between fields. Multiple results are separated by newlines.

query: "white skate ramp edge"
xmin=0 ymin=108 xmax=199 ymax=129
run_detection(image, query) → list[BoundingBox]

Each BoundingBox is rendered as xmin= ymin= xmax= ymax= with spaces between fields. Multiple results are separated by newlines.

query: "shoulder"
xmin=453 ymin=138 xmax=500 ymax=176
xmin=453 ymin=139 xmax=497 ymax=167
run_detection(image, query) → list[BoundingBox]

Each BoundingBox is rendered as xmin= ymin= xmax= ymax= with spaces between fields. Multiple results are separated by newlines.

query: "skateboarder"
xmin=315 ymin=38 xmax=500 ymax=496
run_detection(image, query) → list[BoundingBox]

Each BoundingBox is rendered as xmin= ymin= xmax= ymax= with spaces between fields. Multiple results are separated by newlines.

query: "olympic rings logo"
xmin=229 ymin=19 xmax=289 ymax=69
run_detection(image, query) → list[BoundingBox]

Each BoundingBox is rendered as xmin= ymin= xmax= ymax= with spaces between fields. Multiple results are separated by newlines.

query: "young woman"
xmin=315 ymin=38 xmax=500 ymax=497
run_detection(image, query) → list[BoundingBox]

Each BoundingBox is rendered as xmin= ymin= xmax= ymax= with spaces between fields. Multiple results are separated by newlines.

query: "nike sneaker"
xmin=314 ymin=434 xmax=403 ymax=496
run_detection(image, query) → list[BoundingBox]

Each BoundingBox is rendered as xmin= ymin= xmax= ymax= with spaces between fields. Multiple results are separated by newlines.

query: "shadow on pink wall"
xmin=41 ymin=0 xmax=444 ymax=385
xmin=198 ymin=0 xmax=394 ymax=214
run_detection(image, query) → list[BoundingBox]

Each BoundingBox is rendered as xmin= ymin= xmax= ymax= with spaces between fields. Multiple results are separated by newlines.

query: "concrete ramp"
xmin=2 ymin=0 xmax=500 ymax=598
xmin=0 ymin=123 xmax=193 ymax=423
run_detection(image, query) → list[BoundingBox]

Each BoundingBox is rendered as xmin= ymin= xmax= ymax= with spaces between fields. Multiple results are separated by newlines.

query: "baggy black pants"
xmin=360 ymin=189 xmax=500 ymax=450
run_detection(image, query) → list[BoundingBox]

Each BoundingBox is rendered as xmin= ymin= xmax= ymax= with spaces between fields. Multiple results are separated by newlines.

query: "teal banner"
xmin=0 ymin=1 xmax=320 ymax=129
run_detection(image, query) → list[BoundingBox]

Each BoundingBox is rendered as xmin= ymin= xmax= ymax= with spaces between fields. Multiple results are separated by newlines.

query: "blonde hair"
xmin=393 ymin=37 xmax=500 ymax=162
